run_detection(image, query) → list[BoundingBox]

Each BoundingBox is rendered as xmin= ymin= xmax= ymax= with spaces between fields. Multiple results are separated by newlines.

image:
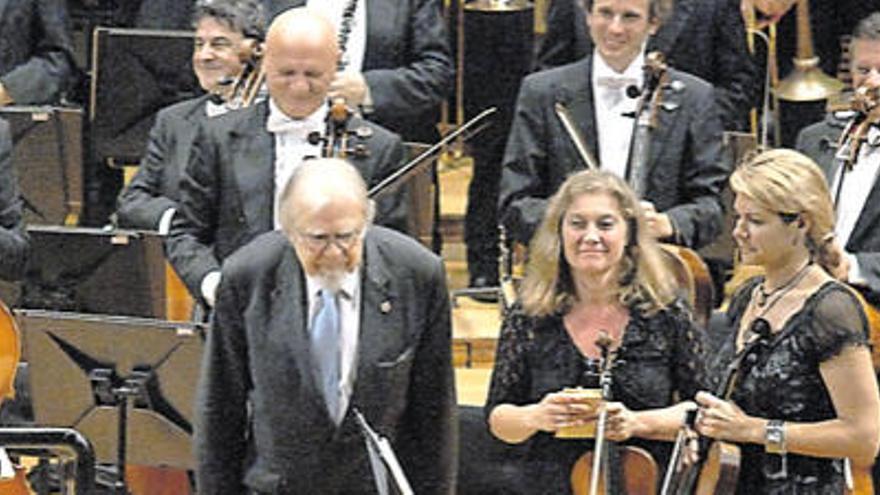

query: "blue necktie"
xmin=311 ymin=289 xmax=341 ymax=422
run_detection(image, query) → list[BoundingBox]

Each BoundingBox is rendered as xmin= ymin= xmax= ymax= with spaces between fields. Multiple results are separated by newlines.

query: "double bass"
xmin=570 ymin=333 xmax=658 ymax=495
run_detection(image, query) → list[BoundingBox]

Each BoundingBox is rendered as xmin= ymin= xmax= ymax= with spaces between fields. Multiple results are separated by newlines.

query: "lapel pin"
xmin=380 ymin=300 xmax=392 ymax=314
xmin=356 ymin=126 xmax=373 ymax=139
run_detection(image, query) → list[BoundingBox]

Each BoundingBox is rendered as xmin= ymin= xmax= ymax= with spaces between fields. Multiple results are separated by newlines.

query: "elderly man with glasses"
xmin=195 ymin=157 xmax=456 ymax=495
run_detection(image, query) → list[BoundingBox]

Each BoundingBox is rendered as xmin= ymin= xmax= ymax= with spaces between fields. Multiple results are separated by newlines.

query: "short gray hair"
xmin=279 ymin=158 xmax=375 ymax=230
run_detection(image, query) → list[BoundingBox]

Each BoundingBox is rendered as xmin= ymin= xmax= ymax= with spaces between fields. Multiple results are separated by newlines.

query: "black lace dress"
xmin=708 ymin=278 xmax=870 ymax=494
xmin=484 ymin=300 xmax=706 ymax=495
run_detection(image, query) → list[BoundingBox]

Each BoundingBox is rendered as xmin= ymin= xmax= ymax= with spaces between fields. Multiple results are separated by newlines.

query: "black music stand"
xmin=89 ymin=27 xmax=199 ymax=167
xmin=0 ymin=226 xmax=172 ymax=319
xmin=1 ymin=106 xmax=84 ymax=225
xmin=20 ymin=310 xmax=204 ymax=478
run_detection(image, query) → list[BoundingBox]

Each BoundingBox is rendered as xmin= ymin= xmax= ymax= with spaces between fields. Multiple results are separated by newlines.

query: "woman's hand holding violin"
xmin=694 ymin=391 xmax=764 ymax=444
xmin=604 ymin=402 xmax=642 ymax=441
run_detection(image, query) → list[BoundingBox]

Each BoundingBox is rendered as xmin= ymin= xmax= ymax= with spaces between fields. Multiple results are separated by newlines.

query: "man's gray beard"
xmin=314 ymin=268 xmax=350 ymax=292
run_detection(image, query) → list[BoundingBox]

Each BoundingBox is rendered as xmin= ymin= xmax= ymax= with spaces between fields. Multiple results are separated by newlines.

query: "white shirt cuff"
xmin=201 ymin=271 xmax=222 ymax=307
xmin=361 ymin=83 xmax=374 ymax=114
xmin=158 ymin=208 xmax=176 ymax=236
xmin=848 ymin=253 xmax=867 ymax=286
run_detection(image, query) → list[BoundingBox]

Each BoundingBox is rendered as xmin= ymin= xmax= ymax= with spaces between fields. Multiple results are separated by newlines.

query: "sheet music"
xmin=0 ymin=447 xmax=14 ymax=479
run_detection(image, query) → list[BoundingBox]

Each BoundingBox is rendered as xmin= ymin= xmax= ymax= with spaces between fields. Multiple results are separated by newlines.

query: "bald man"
xmin=166 ymin=8 xmax=409 ymax=308
xmin=196 ymin=158 xmax=456 ymax=494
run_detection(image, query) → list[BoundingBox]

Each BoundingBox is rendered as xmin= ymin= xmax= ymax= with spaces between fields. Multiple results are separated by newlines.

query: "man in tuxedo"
xmin=262 ymin=0 xmax=452 ymax=143
xmin=166 ymin=8 xmax=408 ymax=308
xmin=537 ymin=0 xmax=756 ymax=131
xmin=0 ymin=0 xmax=75 ymax=105
xmin=0 ymin=119 xmax=29 ymax=281
xmin=797 ymin=12 xmax=880 ymax=303
xmin=195 ymin=158 xmax=456 ymax=494
xmin=499 ymin=0 xmax=728 ymax=248
xmin=116 ymin=0 xmax=267 ymax=232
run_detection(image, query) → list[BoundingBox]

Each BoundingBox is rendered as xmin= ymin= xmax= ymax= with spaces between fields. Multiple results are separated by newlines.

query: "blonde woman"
xmin=485 ymin=169 xmax=706 ymax=494
xmin=695 ymin=149 xmax=880 ymax=493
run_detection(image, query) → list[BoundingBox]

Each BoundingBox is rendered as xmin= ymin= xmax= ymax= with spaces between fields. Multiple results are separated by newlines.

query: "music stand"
xmin=89 ymin=27 xmax=200 ymax=167
xmin=0 ymin=106 xmax=84 ymax=225
xmin=0 ymin=226 xmax=172 ymax=319
xmin=20 ymin=310 xmax=204 ymax=473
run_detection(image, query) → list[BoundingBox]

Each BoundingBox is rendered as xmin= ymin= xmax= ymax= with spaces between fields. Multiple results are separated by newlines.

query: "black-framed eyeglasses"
xmin=296 ymin=228 xmax=364 ymax=252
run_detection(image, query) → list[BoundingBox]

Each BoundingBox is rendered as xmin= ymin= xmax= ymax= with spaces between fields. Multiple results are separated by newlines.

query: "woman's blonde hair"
xmin=729 ymin=148 xmax=839 ymax=271
xmin=520 ymin=169 xmax=679 ymax=317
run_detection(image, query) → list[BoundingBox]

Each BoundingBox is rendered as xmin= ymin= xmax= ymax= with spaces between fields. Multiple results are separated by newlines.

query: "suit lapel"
xmin=555 ymin=59 xmax=600 ymax=166
xmin=643 ymin=72 xmax=683 ymax=185
xmin=847 ymin=169 xmax=880 ymax=248
xmin=268 ymin=249 xmax=329 ymax=414
xmin=348 ymin=235 xmax=399 ymax=415
xmin=0 ymin=1 xmax=11 ymax=23
xmin=177 ymin=96 xmax=211 ymax=172
xmin=231 ymin=103 xmax=275 ymax=233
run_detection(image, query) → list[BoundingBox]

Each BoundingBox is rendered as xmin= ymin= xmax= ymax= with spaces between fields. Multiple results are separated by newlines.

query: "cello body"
xmin=0 ymin=300 xmax=33 ymax=494
xmin=570 ymin=445 xmax=658 ymax=495
xmin=693 ymin=441 xmax=740 ymax=495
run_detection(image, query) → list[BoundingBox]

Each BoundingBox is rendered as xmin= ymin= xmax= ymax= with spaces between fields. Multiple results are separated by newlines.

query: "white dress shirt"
xmin=306 ymin=270 xmax=362 ymax=419
xmin=591 ymin=49 xmax=644 ymax=178
xmin=832 ymin=124 xmax=880 ymax=284
xmin=267 ymin=98 xmax=326 ymax=229
xmin=307 ymin=0 xmax=367 ymax=73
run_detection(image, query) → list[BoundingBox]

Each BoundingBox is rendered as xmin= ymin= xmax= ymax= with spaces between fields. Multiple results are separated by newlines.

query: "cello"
xmin=0 ymin=300 xmax=33 ymax=494
xmin=570 ymin=332 xmax=658 ymax=495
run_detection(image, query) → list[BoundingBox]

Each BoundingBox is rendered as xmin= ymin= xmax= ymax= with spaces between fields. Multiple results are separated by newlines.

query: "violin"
xmin=834 ymin=83 xmax=880 ymax=171
xmin=660 ymin=323 xmax=774 ymax=495
xmin=212 ymin=38 xmax=265 ymax=110
xmin=0 ymin=299 xmax=32 ymax=494
xmin=625 ymin=51 xmax=675 ymax=199
xmin=570 ymin=333 xmax=659 ymax=495
xmin=308 ymin=97 xmax=371 ymax=159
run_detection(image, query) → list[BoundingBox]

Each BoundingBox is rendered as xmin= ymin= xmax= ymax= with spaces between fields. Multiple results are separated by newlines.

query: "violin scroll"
xmin=307 ymin=98 xmax=372 ymax=159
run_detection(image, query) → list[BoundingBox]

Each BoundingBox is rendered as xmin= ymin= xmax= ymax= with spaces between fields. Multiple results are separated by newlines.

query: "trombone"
xmin=744 ymin=0 xmax=844 ymax=149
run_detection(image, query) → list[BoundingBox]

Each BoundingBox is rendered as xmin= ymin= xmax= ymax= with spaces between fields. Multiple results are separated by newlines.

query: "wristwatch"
xmin=765 ymin=419 xmax=786 ymax=454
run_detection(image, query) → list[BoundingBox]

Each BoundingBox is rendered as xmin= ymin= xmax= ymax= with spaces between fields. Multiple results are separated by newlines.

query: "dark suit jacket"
xmin=195 ymin=227 xmax=457 ymax=494
xmin=796 ymin=115 xmax=880 ymax=301
xmin=263 ymin=0 xmax=453 ymax=143
xmin=165 ymin=100 xmax=408 ymax=301
xmin=537 ymin=0 xmax=756 ymax=131
xmin=134 ymin=0 xmax=195 ymax=30
xmin=0 ymin=119 xmax=29 ymax=281
xmin=116 ymin=95 xmax=211 ymax=230
xmin=0 ymin=0 xmax=75 ymax=105
xmin=499 ymin=57 xmax=728 ymax=249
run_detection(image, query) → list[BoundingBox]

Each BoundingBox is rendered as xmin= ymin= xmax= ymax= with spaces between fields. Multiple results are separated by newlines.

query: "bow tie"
xmin=596 ymin=75 xmax=639 ymax=91
xmin=266 ymin=112 xmax=321 ymax=137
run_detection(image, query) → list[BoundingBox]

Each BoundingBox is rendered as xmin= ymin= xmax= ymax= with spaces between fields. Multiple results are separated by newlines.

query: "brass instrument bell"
xmin=775 ymin=0 xmax=843 ymax=102
xmin=463 ymin=0 xmax=531 ymax=13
